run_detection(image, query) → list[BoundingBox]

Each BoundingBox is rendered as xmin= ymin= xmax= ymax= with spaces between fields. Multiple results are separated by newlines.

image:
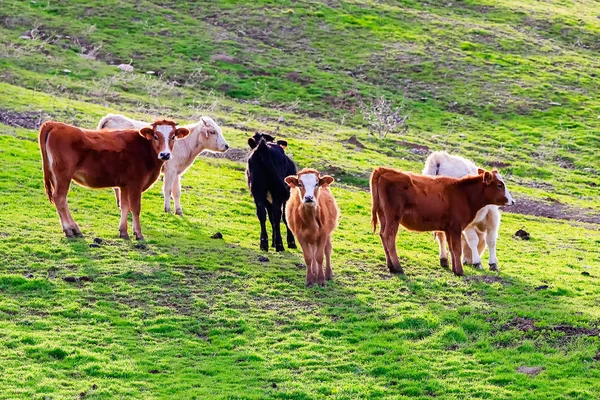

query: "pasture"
xmin=0 ymin=0 xmax=599 ymax=399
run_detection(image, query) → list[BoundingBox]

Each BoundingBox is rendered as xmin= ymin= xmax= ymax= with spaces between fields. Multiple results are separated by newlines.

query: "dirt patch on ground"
xmin=485 ymin=160 xmax=510 ymax=169
xmin=505 ymin=197 xmax=600 ymax=225
xmin=502 ymin=317 xmax=599 ymax=337
xmin=397 ymin=140 xmax=430 ymax=155
xmin=502 ymin=317 xmax=536 ymax=331
xmin=200 ymin=148 xmax=249 ymax=163
xmin=286 ymin=71 xmax=313 ymax=86
xmin=0 ymin=108 xmax=48 ymax=129
xmin=516 ymin=366 xmax=544 ymax=376
xmin=342 ymin=135 xmax=365 ymax=151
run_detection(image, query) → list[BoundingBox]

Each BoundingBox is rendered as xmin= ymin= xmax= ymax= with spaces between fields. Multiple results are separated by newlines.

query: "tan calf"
xmin=285 ymin=169 xmax=339 ymax=287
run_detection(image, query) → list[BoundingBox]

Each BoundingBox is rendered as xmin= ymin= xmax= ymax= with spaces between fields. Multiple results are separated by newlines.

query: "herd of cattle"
xmin=38 ymin=115 xmax=514 ymax=286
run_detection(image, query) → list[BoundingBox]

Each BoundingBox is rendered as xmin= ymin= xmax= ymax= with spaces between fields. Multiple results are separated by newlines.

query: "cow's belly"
xmin=72 ymin=171 xmax=118 ymax=188
xmin=400 ymin=208 xmax=446 ymax=232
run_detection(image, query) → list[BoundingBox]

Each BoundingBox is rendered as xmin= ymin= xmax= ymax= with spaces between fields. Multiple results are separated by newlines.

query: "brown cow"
xmin=285 ymin=168 xmax=339 ymax=287
xmin=370 ymin=167 xmax=514 ymax=276
xmin=39 ymin=120 xmax=189 ymax=240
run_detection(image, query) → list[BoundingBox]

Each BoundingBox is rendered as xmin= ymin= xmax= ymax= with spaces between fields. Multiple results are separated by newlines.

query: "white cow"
xmin=98 ymin=114 xmax=229 ymax=215
xmin=423 ymin=151 xmax=505 ymax=271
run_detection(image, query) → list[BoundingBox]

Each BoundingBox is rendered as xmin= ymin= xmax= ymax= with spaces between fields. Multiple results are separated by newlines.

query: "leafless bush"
xmin=358 ymin=96 xmax=408 ymax=138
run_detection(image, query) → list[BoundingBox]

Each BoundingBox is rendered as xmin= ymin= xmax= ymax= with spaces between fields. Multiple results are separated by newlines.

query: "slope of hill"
xmin=0 ymin=1 xmax=599 ymax=399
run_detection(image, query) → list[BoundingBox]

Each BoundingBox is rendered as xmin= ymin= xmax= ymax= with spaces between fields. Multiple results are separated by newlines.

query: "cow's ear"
xmin=262 ymin=134 xmax=275 ymax=142
xmin=483 ymin=171 xmax=493 ymax=184
xmin=477 ymin=168 xmax=485 ymax=175
xmin=248 ymin=138 xmax=257 ymax=149
xmin=175 ymin=127 xmax=190 ymax=139
xmin=319 ymin=175 xmax=334 ymax=187
xmin=200 ymin=118 xmax=210 ymax=137
xmin=285 ymin=176 xmax=299 ymax=188
xmin=139 ymin=127 xmax=154 ymax=141
xmin=277 ymin=140 xmax=288 ymax=148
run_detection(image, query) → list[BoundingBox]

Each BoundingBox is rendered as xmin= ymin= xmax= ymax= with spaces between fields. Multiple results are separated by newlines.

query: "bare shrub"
xmin=358 ymin=96 xmax=408 ymax=138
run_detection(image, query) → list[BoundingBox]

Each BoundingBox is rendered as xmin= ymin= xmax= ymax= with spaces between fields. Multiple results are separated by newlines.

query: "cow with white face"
xmin=423 ymin=151 xmax=515 ymax=271
xmin=98 ymin=114 xmax=229 ymax=215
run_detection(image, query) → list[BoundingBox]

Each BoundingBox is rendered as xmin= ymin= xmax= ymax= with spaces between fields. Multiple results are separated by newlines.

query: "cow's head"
xmin=199 ymin=117 xmax=229 ymax=152
xmin=139 ymin=120 xmax=190 ymax=161
xmin=248 ymin=132 xmax=275 ymax=149
xmin=285 ymin=168 xmax=334 ymax=208
xmin=478 ymin=168 xmax=515 ymax=206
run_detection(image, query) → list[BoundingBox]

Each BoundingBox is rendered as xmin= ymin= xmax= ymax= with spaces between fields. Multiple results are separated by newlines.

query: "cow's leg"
xmin=461 ymin=233 xmax=472 ymax=265
xmin=282 ymin=202 xmax=296 ymax=249
xmin=128 ymin=189 xmax=144 ymax=240
xmin=271 ymin=200 xmax=285 ymax=252
xmin=265 ymin=202 xmax=275 ymax=248
xmin=300 ymin=240 xmax=316 ymax=287
xmin=463 ymin=228 xmax=482 ymax=269
xmin=163 ymin=170 xmax=175 ymax=214
xmin=118 ymin=188 xmax=130 ymax=239
xmin=324 ymin=235 xmax=333 ymax=281
xmin=381 ymin=215 xmax=403 ymax=274
xmin=315 ymin=237 xmax=327 ymax=286
xmin=53 ymin=180 xmax=82 ymax=238
xmin=436 ymin=231 xmax=449 ymax=268
xmin=113 ymin=187 xmax=121 ymax=209
xmin=447 ymin=231 xmax=464 ymax=276
xmin=487 ymin=228 xmax=499 ymax=271
xmin=172 ymin=174 xmax=184 ymax=216
xmin=254 ymin=198 xmax=269 ymax=251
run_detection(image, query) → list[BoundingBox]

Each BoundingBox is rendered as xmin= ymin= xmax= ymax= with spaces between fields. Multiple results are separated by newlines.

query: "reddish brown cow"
xmin=285 ymin=168 xmax=339 ymax=287
xmin=39 ymin=120 xmax=189 ymax=240
xmin=370 ymin=167 xmax=514 ymax=276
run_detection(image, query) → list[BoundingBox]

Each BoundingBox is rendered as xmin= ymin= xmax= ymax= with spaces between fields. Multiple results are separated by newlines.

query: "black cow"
xmin=246 ymin=133 xmax=297 ymax=252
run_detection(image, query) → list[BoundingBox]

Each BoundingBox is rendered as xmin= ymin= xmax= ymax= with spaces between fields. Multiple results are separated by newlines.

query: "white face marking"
xmin=495 ymin=172 xmax=515 ymax=205
xmin=299 ymin=173 xmax=319 ymax=204
xmin=155 ymin=124 xmax=174 ymax=157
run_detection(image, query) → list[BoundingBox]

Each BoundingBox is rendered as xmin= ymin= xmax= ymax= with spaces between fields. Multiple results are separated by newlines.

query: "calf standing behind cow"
xmin=98 ymin=114 xmax=229 ymax=215
xmin=370 ymin=167 xmax=515 ymax=276
xmin=285 ymin=168 xmax=339 ymax=286
xmin=39 ymin=120 xmax=189 ymax=240
xmin=423 ymin=151 xmax=504 ymax=271
xmin=246 ymin=133 xmax=297 ymax=252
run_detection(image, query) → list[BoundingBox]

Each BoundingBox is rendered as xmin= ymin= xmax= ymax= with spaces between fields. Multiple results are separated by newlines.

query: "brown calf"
xmin=370 ymin=167 xmax=514 ymax=276
xmin=39 ymin=120 xmax=189 ymax=240
xmin=285 ymin=168 xmax=339 ymax=286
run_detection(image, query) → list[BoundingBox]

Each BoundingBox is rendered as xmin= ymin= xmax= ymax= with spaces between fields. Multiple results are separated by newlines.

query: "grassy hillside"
xmin=0 ymin=1 xmax=599 ymax=399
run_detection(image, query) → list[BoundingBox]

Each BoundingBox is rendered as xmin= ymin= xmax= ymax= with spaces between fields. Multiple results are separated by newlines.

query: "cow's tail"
xmin=370 ymin=167 xmax=384 ymax=233
xmin=38 ymin=121 xmax=55 ymax=204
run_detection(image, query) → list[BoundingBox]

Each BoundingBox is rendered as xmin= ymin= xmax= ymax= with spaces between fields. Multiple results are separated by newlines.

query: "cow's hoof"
xmin=489 ymin=263 xmax=499 ymax=271
xmin=164 ymin=206 xmax=171 ymax=213
xmin=440 ymin=258 xmax=449 ymax=268
xmin=287 ymin=242 xmax=297 ymax=249
xmin=388 ymin=264 xmax=404 ymax=274
xmin=119 ymin=230 xmax=130 ymax=240
xmin=453 ymin=271 xmax=465 ymax=277
xmin=325 ymin=272 xmax=333 ymax=281
xmin=306 ymin=280 xmax=315 ymax=287
xmin=260 ymin=240 xmax=269 ymax=252
xmin=63 ymin=229 xmax=75 ymax=238
xmin=472 ymin=262 xmax=483 ymax=270
xmin=275 ymin=245 xmax=285 ymax=252
xmin=134 ymin=233 xmax=144 ymax=241
xmin=175 ymin=208 xmax=183 ymax=216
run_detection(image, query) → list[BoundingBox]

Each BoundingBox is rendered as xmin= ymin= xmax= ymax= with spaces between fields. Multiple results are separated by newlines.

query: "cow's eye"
xmin=210 ymin=130 xmax=216 ymax=135
xmin=170 ymin=136 xmax=174 ymax=140
xmin=497 ymin=184 xmax=504 ymax=189
xmin=154 ymin=135 xmax=158 ymax=140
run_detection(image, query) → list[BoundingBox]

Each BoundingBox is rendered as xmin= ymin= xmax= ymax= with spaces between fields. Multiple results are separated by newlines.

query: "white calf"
xmin=423 ymin=151 xmax=503 ymax=271
xmin=98 ymin=114 xmax=229 ymax=215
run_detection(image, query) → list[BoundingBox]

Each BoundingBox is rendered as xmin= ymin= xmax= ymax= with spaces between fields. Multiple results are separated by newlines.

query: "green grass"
xmin=0 ymin=0 xmax=599 ymax=398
